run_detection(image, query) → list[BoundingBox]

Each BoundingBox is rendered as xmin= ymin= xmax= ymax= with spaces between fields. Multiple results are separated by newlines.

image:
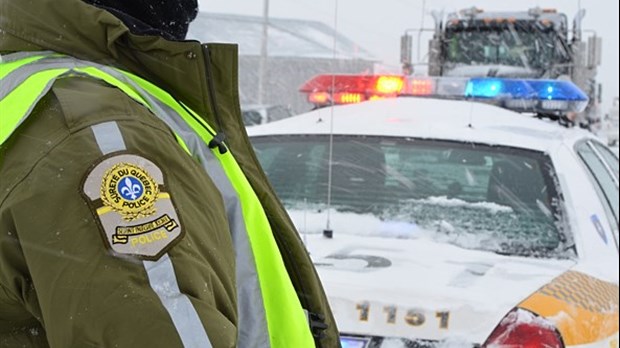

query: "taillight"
xmin=483 ymin=308 xmax=564 ymax=348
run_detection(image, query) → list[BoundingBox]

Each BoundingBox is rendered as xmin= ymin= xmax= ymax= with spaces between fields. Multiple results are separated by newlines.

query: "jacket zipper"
xmin=201 ymin=45 xmax=228 ymax=154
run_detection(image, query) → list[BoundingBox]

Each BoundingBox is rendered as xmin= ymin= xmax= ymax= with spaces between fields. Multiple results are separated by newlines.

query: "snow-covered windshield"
xmin=252 ymin=134 xmax=571 ymax=258
xmin=443 ymin=23 xmax=568 ymax=75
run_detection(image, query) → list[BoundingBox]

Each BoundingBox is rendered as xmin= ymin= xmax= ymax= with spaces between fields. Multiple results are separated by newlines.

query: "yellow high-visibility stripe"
xmin=0 ymin=68 xmax=69 ymax=145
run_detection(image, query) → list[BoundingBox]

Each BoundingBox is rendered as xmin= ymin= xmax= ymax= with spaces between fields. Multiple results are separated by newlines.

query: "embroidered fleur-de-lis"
xmin=120 ymin=177 xmax=141 ymax=200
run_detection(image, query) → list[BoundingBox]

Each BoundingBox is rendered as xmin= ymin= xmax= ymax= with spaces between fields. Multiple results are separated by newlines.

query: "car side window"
xmin=591 ymin=141 xmax=619 ymax=181
xmin=575 ymin=141 xmax=619 ymax=225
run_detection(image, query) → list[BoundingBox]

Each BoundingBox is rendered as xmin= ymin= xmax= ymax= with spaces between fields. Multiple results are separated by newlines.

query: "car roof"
xmin=247 ymin=97 xmax=596 ymax=152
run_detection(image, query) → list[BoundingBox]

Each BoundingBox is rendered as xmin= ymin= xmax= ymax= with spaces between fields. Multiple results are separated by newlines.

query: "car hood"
xmin=293 ymin=215 xmax=576 ymax=344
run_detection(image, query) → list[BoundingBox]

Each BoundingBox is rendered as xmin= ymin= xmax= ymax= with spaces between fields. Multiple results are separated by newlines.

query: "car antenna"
xmin=323 ymin=0 xmax=339 ymax=239
xmin=468 ymin=100 xmax=475 ymax=128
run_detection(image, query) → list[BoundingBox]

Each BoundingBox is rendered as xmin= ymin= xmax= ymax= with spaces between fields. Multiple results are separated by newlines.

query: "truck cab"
xmin=438 ymin=8 xmax=571 ymax=79
xmin=401 ymin=7 xmax=602 ymax=128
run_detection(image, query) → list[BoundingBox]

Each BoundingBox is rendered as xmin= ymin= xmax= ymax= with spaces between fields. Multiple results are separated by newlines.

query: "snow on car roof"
xmin=247 ymin=97 xmax=593 ymax=152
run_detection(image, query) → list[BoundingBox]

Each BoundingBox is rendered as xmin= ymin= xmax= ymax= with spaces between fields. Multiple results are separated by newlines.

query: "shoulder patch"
xmin=82 ymin=153 xmax=183 ymax=260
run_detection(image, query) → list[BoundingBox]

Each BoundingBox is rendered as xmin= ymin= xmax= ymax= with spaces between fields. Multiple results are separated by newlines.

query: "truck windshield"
xmin=443 ymin=24 xmax=560 ymax=73
xmin=252 ymin=134 xmax=572 ymax=259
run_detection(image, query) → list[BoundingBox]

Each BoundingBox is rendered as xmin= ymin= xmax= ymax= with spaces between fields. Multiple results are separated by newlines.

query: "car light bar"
xmin=299 ymin=74 xmax=588 ymax=113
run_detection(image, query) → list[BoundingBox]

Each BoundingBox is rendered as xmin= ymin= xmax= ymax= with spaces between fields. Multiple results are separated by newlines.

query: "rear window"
xmin=252 ymin=134 xmax=572 ymax=258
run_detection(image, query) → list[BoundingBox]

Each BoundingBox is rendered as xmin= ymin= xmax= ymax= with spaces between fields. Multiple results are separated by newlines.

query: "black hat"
xmin=83 ymin=0 xmax=198 ymax=40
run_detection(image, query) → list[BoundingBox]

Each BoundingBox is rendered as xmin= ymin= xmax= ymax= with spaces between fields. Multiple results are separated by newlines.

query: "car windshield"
xmin=252 ymin=134 xmax=572 ymax=258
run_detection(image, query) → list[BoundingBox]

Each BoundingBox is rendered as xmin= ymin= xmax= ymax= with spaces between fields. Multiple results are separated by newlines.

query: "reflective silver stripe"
xmin=144 ymin=255 xmax=213 ymax=348
xmin=3 ymin=55 xmax=271 ymax=346
xmin=0 ymin=50 xmax=55 ymax=63
xmin=0 ymin=58 xmax=95 ymax=100
xmin=91 ymin=122 xmax=125 ymax=154
xmin=88 ymin=106 xmax=214 ymax=347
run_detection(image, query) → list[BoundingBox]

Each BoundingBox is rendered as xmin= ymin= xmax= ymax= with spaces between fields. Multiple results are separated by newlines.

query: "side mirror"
xmin=587 ymin=36 xmax=602 ymax=68
xmin=400 ymin=33 xmax=413 ymax=70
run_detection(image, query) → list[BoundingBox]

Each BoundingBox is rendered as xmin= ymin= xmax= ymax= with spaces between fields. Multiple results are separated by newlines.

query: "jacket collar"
xmin=0 ymin=0 xmax=210 ymax=117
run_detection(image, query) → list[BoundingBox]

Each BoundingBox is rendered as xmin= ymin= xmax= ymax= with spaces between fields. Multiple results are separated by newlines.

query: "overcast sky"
xmin=199 ymin=0 xmax=619 ymax=111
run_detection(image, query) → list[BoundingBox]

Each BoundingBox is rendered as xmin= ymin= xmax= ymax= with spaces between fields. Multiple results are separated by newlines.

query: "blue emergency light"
xmin=464 ymin=78 xmax=588 ymax=113
xmin=465 ymin=78 xmax=588 ymax=101
xmin=462 ymin=77 xmax=588 ymax=112
xmin=465 ymin=78 xmax=532 ymax=99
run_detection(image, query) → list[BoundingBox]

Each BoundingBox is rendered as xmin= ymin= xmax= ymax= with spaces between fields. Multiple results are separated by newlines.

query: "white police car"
xmin=248 ymin=75 xmax=619 ymax=347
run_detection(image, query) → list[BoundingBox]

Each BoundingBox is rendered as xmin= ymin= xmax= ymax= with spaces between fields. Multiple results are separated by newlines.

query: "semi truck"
xmin=401 ymin=7 xmax=602 ymax=128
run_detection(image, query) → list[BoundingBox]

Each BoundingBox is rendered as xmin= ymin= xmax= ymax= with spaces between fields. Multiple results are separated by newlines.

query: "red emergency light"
xmin=299 ymin=74 xmax=407 ymax=107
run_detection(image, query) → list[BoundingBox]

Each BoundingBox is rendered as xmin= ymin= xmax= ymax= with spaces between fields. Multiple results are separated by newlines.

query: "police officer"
xmin=0 ymin=0 xmax=339 ymax=347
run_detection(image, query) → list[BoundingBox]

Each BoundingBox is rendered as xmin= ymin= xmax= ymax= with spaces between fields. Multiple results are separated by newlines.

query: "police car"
xmin=247 ymin=75 xmax=619 ymax=347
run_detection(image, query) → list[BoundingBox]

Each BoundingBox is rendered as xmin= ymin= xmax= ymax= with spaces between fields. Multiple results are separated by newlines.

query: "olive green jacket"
xmin=0 ymin=0 xmax=338 ymax=347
